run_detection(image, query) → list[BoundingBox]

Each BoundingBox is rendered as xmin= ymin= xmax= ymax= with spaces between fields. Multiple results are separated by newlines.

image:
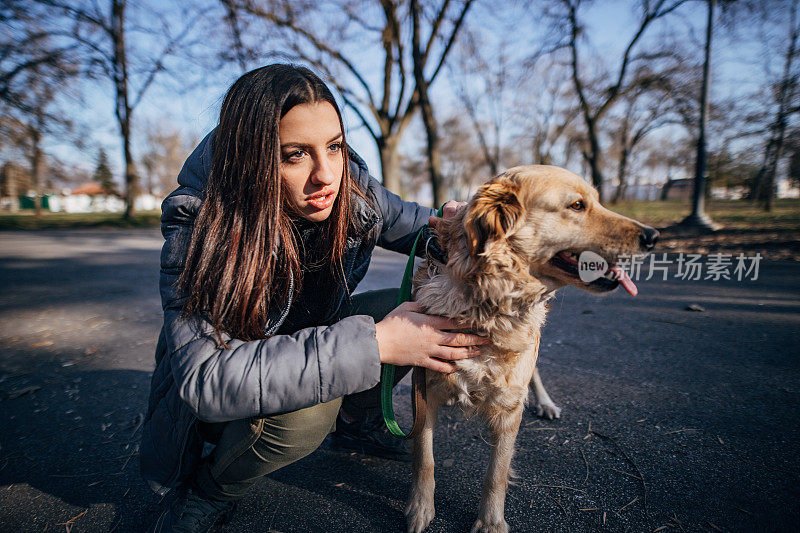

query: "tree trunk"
xmin=612 ymin=147 xmax=630 ymax=204
xmin=422 ymin=108 xmax=446 ymax=207
xmin=754 ymin=1 xmax=798 ymax=211
xmin=411 ymin=0 xmax=446 ymax=208
xmin=112 ymin=0 xmax=138 ymax=220
xmin=377 ymin=134 xmax=402 ymax=196
xmin=122 ymin=119 xmax=138 ymax=217
xmin=679 ymin=0 xmax=718 ymax=230
xmin=415 ymin=68 xmax=445 ymax=206
xmin=751 ymin=135 xmax=784 ymax=211
xmin=761 ymin=142 xmax=786 ymax=212
xmin=5 ymin=164 xmax=19 ymax=213
xmin=691 ymin=0 xmax=712 ymax=220
xmin=584 ymin=117 xmax=605 ymax=199
xmin=30 ymin=125 xmax=43 ymax=219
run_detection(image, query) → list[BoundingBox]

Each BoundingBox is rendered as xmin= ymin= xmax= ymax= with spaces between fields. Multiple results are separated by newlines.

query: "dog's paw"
xmin=405 ymin=498 xmax=435 ymax=533
xmin=470 ymin=518 xmax=510 ymax=533
xmin=535 ymin=400 xmax=562 ymax=420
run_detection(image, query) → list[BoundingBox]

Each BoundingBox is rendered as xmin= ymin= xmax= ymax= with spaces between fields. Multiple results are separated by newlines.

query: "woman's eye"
xmin=569 ymin=200 xmax=585 ymax=212
xmin=328 ymin=142 xmax=342 ymax=153
xmin=283 ymin=150 xmax=305 ymax=162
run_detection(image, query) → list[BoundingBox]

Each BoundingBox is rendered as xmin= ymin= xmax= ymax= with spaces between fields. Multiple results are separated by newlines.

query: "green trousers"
xmin=194 ymin=288 xmax=409 ymax=501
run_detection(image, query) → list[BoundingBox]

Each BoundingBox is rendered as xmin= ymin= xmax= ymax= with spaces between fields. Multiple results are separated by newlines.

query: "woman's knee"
xmin=255 ymin=397 xmax=342 ymax=462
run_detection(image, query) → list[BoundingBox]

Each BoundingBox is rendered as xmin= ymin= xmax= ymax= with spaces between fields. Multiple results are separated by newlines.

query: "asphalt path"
xmin=0 ymin=228 xmax=798 ymax=532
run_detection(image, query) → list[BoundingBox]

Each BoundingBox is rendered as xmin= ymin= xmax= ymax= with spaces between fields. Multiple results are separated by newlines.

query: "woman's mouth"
xmin=306 ymin=188 xmax=337 ymax=210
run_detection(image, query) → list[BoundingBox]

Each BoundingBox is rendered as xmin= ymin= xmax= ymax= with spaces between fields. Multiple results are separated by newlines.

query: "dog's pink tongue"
xmin=609 ymin=265 xmax=638 ymax=296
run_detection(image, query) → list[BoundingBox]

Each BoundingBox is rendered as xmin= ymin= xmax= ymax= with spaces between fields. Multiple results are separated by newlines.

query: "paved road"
xmin=0 ymin=228 xmax=798 ymax=532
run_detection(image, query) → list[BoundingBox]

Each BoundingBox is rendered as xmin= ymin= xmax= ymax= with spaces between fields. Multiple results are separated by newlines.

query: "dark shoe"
xmin=328 ymin=408 xmax=411 ymax=462
xmin=151 ymin=486 xmax=235 ymax=533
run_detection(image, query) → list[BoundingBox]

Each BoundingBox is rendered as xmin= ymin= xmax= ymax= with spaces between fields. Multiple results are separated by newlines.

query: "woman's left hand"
xmin=428 ymin=200 xmax=466 ymax=229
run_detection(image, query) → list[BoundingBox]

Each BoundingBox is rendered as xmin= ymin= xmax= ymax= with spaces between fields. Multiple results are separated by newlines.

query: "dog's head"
xmin=440 ymin=165 xmax=658 ymax=297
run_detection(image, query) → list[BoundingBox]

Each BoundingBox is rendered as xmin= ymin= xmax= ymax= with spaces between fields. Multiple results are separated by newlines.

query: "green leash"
xmin=381 ymin=206 xmax=444 ymax=438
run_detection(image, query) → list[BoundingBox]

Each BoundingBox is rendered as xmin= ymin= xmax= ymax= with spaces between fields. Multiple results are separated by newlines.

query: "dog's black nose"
xmin=640 ymin=226 xmax=659 ymax=251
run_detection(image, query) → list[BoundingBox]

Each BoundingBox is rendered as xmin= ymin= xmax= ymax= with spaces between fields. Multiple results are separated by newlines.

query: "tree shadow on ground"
xmin=0 ymin=248 xmax=161 ymax=315
xmin=0 ymin=357 xmax=160 ymax=532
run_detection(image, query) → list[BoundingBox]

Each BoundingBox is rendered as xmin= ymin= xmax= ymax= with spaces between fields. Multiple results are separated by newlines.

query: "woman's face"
xmin=279 ymin=101 xmax=345 ymax=222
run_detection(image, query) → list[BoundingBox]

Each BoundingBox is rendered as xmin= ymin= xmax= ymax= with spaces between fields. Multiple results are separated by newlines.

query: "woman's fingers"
xmin=438 ymin=331 xmax=490 ymax=348
xmin=436 ymin=345 xmax=481 ymax=361
xmin=428 ymin=200 xmax=466 ymax=229
xmin=422 ymin=358 xmax=456 ymax=374
xmin=424 ymin=314 xmax=471 ymax=331
xmin=413 ymin=311 xmax=489 ymax=348
xmin=441 ymin=201 xmax=464 ymax=219
xmin=425 ymin=316 xmax=489 ymax=347
xmin=375 ymin=300 xmax=488 ymax=372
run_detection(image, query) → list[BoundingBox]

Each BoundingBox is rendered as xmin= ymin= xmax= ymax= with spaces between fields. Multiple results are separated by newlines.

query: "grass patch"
xmin=0 ymin=210 xmax=161 ymax=230
xmin=611 ymin=198 xmax=800 ymax=231
xmin=612 ymin=198 xmax=800 ymax=260
xmin=2 ymin=199 xmax=798 ymax=234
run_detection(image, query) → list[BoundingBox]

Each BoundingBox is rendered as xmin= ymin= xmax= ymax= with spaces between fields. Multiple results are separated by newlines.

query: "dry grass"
xmin=0 ymin=210 xmax=161 ymax=230
xmin=3 ymin=199 xmax=798 ymax=259
xmin=611 ymin=198 xmax=800 ymax=232
xmin=610 ymin=199 xmax=800 ymax=260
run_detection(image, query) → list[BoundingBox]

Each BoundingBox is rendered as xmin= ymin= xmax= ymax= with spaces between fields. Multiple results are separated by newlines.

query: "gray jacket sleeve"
xmin=163 ymin=307 xmax=380 ymax=423
xmin=347 ymin=150 xmax=437 ymax=256
xmin=159 ymin=134 xmax=381 ymax=423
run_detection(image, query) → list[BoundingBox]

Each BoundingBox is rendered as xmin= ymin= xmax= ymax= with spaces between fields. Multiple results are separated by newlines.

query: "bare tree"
xmin=0 ymin=118 xmax=32 ymax=211
xmin=608 ymin=80 xmax=673 ymax=203
xmin=747 ymin=0 xmax=800 ymax=210
xmin=409 ymin=0 xmax=473 ymax=206
xmin=676 ymin=0 xmax=721 ymax=229
xmin=450 ymin=27 xmax=583 ymax=186
xmin=1 ymin=2 xmax=79 ymax=216
xmin=36 ymin=0 xmax=205 ymax=219
xmin=553 ymin=0 xmax=685 ymax=199
xmin=399 ymin=113 xmax=489 ymax=203
xmin=707 ymin=145 xmax=759 ymax=194
xmin=513 ymin=57 xmax=582 ymax=170
xmin=642 ymin=136 xmax=694 ymax=199
xmin=141 ymin=124 xmax=197 ymax=197
xmin=0 ymin=1 xmax=77 ymax=107
xmin=0 ymin=117 xmax=29 ymax=171
xmin=786 ymin=128 xmax=800 ymax=188
xmin=451 ymin=30 xmax=514 ymax=177
xmin=225 ymin=0 xmax=471 ymax=202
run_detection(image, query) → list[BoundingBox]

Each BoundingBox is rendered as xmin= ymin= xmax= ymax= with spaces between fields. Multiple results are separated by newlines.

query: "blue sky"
xmin=46 ymin=0 xmax=774 ymax=191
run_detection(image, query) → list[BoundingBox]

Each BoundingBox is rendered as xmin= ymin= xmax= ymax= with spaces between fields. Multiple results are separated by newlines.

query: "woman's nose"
xmin=311 ymin=155 xmax=336 ymax=186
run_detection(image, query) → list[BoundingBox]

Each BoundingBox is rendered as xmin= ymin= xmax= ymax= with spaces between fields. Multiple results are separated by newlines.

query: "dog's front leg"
xmin=471 ymin=406 xmax=523 ymax=533
xmin=405 ymin=394 xmax=440 ymax=533
xmin=530 ymin=365 xmax=561 ymax=420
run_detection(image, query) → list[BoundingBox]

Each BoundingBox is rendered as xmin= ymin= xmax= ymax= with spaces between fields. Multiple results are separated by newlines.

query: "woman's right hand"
xmin=374 ymin=301 xmax=489 ymax=373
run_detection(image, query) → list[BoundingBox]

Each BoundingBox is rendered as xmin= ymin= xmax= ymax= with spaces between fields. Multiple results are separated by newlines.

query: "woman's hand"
xmin=375 ymin=301 xmax=489 ymax=373
xmin=428 ymin=200 xmax=466 ymax=229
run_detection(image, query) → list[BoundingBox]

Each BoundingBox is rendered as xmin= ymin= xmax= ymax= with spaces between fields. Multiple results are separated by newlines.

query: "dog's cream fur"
xmin=405 ymin=165 xmax=654 ymax=533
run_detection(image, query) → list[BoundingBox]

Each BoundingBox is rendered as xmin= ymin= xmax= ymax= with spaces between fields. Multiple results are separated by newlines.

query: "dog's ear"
xmin=464 ymin=176 xmax=523 ymax=256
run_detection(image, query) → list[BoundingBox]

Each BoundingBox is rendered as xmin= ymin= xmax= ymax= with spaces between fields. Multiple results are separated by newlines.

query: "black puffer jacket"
xmin=140 ymin=132 xmax=435 ymax=494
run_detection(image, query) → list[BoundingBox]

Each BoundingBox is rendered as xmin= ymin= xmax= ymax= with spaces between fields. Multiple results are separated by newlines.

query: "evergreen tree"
xmin=93 ymin=148 xmax=115 ymax=195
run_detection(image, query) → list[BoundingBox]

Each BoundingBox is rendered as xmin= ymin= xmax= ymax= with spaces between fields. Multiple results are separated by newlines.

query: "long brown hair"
xmin=180 ymin=64 xmax=353 ymax=342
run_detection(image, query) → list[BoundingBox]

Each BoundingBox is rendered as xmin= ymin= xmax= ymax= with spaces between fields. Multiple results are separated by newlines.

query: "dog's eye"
xmin=569 ymin=200 xmax=585 ymax=212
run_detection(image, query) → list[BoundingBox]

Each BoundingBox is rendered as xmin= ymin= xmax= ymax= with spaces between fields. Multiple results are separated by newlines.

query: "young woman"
xmin=141 ymin=64 xmax=486 ymax=532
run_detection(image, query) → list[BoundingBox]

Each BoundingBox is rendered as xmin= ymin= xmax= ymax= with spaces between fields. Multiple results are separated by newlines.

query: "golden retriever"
xmin=405 ymin=165 xmax=658 ymax=533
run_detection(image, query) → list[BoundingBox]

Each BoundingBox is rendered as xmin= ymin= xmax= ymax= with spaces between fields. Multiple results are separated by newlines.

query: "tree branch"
xmin=422 ymin=0 xmax=452 ymax=65
xmin=428 ymin=0 xmax=473 ymax=84
xmin=131 ymin=7 xmax=208 ymax=110
xmin=237 ymin=2 xmax=377 ymax=110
